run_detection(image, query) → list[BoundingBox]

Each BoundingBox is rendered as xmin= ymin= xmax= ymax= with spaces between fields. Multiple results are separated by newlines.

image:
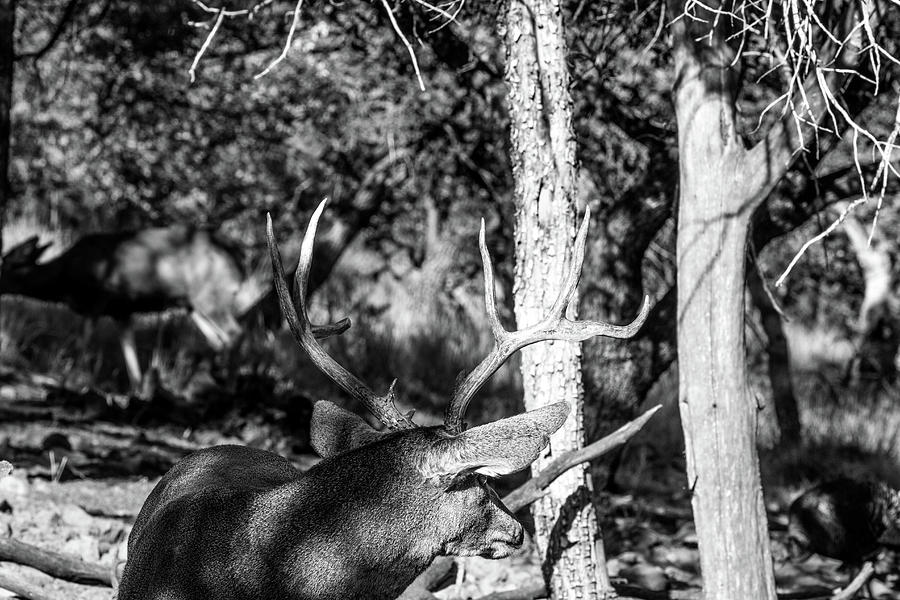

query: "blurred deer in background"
xmin=116 ymin=199 xmax=649 ymax=600
xmin=1 ymin=226 xmax=247 ymax=392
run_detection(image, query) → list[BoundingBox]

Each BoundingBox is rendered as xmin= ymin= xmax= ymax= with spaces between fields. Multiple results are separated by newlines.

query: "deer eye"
xmin=442 ymin=472 xmax=475 ymax=492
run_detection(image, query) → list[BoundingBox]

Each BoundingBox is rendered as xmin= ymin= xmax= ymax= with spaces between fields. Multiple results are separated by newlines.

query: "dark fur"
xmin=1 ymin=227 xmax=243 ymax=335
xmin=119 ymin=439 xmax=518 ymax=600
xmin=788 ymin=478 xmax=900 ymax=564
xmin=117 ymin=401 xmax=568 ymax=600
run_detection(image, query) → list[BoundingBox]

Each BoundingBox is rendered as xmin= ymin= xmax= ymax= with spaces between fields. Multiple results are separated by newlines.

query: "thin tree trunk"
xmin=671 ymin=4 xmax=777 ymax=598
xmin=0 ymin=0 xmax=14 ymax=292
xmin=669 ymin=1 xmax=879 ymax=585
xmin=747 ymin=267 xmax=802 ymax=445
xmin=503 ymin=0 xmax=611 ymax=597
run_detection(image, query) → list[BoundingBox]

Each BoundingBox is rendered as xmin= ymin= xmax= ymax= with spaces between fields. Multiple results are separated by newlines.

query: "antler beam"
xmin=444 ymin=206 xmax=651 ymax=434
xmin=267 ymin=199 xmax=415 ymax=430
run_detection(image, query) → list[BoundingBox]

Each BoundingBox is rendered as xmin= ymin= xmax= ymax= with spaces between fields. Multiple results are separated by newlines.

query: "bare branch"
xmin=503 ymin=404 xmax=662 ymax=511
xmin=830 ymin=562 xmax=875 ymax=600
xmin=188 ymin=8 xmax=225 ymax=84
xmin=775 ymin=196 xmax=867 ymax=286
xmin=255 ymin=0 xmax=305 ymax=79
xmin=733 ymin=0 xmax=900 ymax=222
xmin=380 ymin=0 xmax=426 ymax=91
xmin=405 ymin=404 xmax=662 ymax=597
xmin=190 ymin=0 xmax=274 ymax=18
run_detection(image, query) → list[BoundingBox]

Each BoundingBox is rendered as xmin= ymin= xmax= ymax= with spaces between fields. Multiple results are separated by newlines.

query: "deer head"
xmin=1 ymin=236 xmax=53 ymax=296
xmin=266 ymin=199 xmax=650 ymax=563
xmin=308 ymin=398 xmax=569 ymax=561
xmin=2 ymin=236 xmax=51 ymax=272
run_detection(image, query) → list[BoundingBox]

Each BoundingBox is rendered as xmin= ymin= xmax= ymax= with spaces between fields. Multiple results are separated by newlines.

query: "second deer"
xmin=1 ymin=226 xmax=247 ymax=392
xmin=116 ymin=200 xmax=649 ymax=600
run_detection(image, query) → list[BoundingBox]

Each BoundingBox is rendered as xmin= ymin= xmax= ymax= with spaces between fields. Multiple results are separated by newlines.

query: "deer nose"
xmin=511 ymin=521 xmax=524 ymax=546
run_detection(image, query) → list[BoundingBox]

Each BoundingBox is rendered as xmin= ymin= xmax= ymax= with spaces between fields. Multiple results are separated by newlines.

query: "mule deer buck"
xmin=116 ymin=200 xmax=649 ymax=600
xmin=1 ymin=226 xmax=254 ymax=392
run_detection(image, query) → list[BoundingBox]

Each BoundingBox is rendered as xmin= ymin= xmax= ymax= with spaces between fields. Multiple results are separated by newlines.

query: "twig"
xmin=830 ymin=562 xmax=875 ymax=600
xmin=254 ymin=0 xmax=305 ymax=79
xmin=409 ymin=0 xmax=461 ymax=27
xmin=379 ymin=0 xmax=426 ymax=91
xmin=188 ymin=7 xmax=225 ymax=84
xmin=190 ymin=0 xmax=274 ymax=18
xmin=775 ymin=197 xmax=867 ymax=287
xmin=640 ymin=1 xmax=667 ymax=56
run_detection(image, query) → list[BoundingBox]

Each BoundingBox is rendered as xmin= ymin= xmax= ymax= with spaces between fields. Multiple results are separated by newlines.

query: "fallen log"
xmin=0 ymin=571 xmax=56 ymax=600
xmin=0 ymin=536 xmax=112 ymax=586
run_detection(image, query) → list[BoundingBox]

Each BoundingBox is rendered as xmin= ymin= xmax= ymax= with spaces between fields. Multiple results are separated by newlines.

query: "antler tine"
xmin=479 ymin=218 xmax=506 ymax=340
xmin=290 ymin=201 xmax=351 ymax=340
xmin=266 ymin=201 xmax=415 ymax=431
xmin=444 ymin=210 xmax=652 ymax=434
xmin=548 ymin=205 xmax=591 ymax=319
xmin=292 ymin=198 xmax=323 ymax=321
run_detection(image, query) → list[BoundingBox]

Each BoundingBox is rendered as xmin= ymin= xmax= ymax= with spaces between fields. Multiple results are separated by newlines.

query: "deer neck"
xmin=251 ymin=453 xmax=440 ymax=599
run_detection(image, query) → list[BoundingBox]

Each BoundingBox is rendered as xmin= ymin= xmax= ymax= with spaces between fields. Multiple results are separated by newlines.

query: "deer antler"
xmin=444 ymin=206 xmax=651 ymax=434
xmin=267 ymin=200 xmax=416 ymax=430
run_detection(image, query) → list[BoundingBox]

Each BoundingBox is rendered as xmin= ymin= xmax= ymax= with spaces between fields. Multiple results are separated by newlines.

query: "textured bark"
xmin=0 ymin=0 xmax=13 ymax=302
xmin=503 ymin=0 xmax=611 ymax=597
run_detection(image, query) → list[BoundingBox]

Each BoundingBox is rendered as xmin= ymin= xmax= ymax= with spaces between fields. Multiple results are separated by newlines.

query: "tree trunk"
xmin=747 ymin=268 xmax=802 ymax=445
xmin=0 ymin=0 xmax=14 ymax=292
xmin=503 ymin=0 xmax=611 ymax=597
xmin=580 ymin=198 xmax=675 ymax=438
xmin=670 ymin=5 xmax=777 ymax=598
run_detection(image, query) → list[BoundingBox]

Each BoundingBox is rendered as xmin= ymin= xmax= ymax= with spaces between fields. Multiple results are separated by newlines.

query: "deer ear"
xmin=310 ymin=400 xmax=388 ymax=458
xmin=3 ymin=236 xmax=50 ymax=266
xmin=424 ymin=401 xmax=570 ymax=479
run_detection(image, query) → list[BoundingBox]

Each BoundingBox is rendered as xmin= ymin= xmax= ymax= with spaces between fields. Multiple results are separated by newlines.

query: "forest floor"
xmin=1 ymin=367 xmax=898 ymax=600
